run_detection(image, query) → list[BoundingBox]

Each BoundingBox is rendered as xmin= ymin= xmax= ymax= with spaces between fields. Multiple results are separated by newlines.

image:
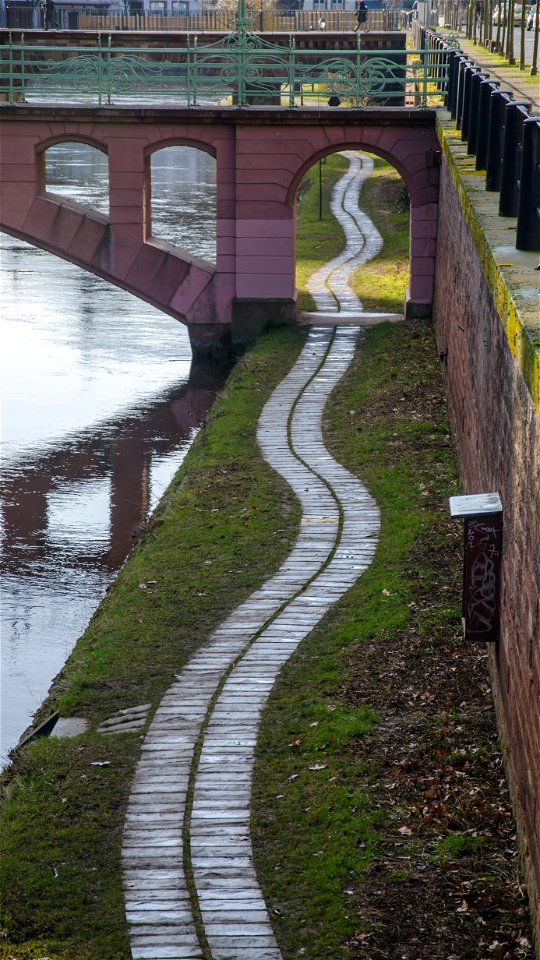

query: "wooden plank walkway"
xmin=122 ymin=151 xmax=388 ymax=960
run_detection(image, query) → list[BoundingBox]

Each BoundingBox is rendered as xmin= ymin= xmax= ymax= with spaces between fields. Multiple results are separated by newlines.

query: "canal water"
xmin=0 ymin=144 xmax=220 ymax=765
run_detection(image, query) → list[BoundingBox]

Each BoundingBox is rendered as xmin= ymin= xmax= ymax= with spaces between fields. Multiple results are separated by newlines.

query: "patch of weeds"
xmin=430 ymin=832 xmax=487 ymax=864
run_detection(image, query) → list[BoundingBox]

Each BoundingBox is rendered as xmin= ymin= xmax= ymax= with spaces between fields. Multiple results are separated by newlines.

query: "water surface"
xmin=0 ymin=143 xmax=220 ymax=764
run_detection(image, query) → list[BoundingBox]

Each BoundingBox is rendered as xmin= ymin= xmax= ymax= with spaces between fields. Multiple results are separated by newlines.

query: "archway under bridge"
xmin=0 ymin=106 xmax=440 ymax=357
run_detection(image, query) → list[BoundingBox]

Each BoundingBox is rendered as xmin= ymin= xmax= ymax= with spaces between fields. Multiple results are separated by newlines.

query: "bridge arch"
xmin=37 ymin=137 xmax=110 ymax=218
xmin=0 ymin=109 xmax=440 ymax=355
xmin=286 ymin=136 xmax=436 ymax=319
xmin=286 ymin=139 xmax=434 ymax=211
xmin=231 ymin=120 xmax=439 ymax=326
xmin=36 ymin=134 xmax=108 ymax=157
xmin=145 ymin=142 xmax=217 ymax=264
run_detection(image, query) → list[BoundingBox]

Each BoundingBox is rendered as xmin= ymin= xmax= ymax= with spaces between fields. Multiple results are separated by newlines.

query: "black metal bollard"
xmin=500 ymin=101 xmax=531 ymax=217
xmin=516 ymin=118 xmax=540 ymax=252
xmin=486 ymin=89 xmax=513 ymax=192
xmin=466 ymin=68 xmax=485 ymax=157
xmin=456 ymin=57 xmax=472 ymax=130
xmin=461 ymin=64 xmax=481 ymax=145
xmin=445 ymin=49 xmax=460 ymax=115
xmin=476 ymin=79 xmax=499 ymax=171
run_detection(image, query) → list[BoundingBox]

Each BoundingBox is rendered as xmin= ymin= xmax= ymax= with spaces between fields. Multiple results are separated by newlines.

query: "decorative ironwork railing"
xmin=0 ymin=34 xmax=451 ymax=107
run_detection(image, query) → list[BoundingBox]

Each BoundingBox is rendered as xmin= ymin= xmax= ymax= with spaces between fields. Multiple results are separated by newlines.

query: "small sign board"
xmin=449 ymin=493 xmax=503 ymax=643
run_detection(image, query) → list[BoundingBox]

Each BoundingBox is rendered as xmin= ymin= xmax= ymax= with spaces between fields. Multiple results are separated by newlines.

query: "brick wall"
xmin=433 ymin=163 xmax=540 ymax=946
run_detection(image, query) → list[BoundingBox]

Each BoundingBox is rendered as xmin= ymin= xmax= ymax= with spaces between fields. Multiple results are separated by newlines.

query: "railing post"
xmin=355 ymin=30 xmax=361 ymax=108
xmin=97 ymin=31 xmax=103 ymax=107
xmin=516 ymin=118 xmax=540 ymax=252
xmin=106 ymin=33 xmax=112 ymax=106
xmin=186 ymin=33 xmax=192 ymax=108
xmin=461 ymin=63 xmax=480 ymax=143
xmin=486 ymin=89 xmax=513 ymax=192
xmin=421 ymin=53 xmax=428 ymax=108
xmin=499 ymin=101 xmax=531 ymax=216
xmin=288 ymin=33 xmax=295 ymax=108
xmin=476 ymin=79 xmax=499 ymax=171
xmin=466 ymin=68 xmax=484 ymax=157
xmin=192 ymin=33 xmax=198 ymax=107
xmin=8 ymin=33 xmax=14 ymax=103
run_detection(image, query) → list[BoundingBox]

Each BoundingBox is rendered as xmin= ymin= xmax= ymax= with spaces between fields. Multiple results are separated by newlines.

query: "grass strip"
xmin=0 ymin=328 xmax=306 ymax=959
xmin=295 ymin=152 xmax=349 ymax=310
xmin=251 ymin=317 xmax=461 ymax=957
xmin=349 ymin=155 xmax=409 ymax=312
xmin=0 ymin=150 xmax=411 ymax=959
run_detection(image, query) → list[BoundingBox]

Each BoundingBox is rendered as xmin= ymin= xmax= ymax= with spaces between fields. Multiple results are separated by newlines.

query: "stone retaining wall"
xmin=433 ymin=158 xmax=540 ymax=947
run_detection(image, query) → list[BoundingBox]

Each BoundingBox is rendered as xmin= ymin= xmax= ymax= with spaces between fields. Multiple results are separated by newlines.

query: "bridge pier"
xmin=187 ymin=323 xmax=232 ymax=360
xmin=231 ymin=296 xmax=297 ymax=352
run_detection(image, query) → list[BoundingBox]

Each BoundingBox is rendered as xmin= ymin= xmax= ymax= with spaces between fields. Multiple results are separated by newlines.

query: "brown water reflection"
xmin=1 ymin=362 xmax=228 ymax=574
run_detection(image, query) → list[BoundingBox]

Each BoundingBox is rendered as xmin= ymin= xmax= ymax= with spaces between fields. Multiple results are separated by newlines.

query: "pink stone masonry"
xmin=0 ymin=109 xmax=442 ymax=345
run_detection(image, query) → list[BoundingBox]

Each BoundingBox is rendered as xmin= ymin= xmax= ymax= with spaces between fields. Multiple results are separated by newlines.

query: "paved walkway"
xmin=122 ymin=154 xmax=384 ymax=960
xmin=451 ymin=35 xmax=540 ymax=110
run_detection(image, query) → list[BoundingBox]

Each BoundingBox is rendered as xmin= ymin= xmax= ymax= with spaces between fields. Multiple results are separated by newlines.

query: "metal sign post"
xmin=449 ymin=493 xmax=503 ymax=643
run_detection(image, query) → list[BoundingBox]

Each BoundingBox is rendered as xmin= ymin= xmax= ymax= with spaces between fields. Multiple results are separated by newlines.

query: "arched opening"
xmin=148 ymin=145 xmax=217 ymax=264
xmin=295 ymin=149 xmax=410 ymax=317
xmin=42 ymin=141 xmax=109 ymax=217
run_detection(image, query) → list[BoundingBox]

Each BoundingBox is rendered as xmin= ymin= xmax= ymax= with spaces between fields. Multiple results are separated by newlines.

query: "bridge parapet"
xmin=0 ymin=104 xmax=441 ymax=354
xmin=0 ymin=29 xmax=449 ymax=108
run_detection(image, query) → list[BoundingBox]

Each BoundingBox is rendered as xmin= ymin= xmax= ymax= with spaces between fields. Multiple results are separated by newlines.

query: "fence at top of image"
xmin=0 ymin=33 xmax=452 ymax=107
xmin=419 ymin=25 xmax=540 ymax=251
xmin=1 ymin=5 xmax=408 ymax=32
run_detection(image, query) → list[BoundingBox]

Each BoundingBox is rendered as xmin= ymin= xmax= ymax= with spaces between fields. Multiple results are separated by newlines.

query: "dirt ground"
xmin=341 ymin=516 xmax=535 ymax=960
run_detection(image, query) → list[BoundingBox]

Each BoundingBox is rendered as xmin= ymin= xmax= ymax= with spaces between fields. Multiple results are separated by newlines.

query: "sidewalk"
xmin=448 ymin=33 xmax=540 ymax=109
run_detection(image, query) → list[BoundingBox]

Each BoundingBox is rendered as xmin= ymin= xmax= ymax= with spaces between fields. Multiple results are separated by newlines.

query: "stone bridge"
xmin=0 ymin=104 xmax=440 ymax=356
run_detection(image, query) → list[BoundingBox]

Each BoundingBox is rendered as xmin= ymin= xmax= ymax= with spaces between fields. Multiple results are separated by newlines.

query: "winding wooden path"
xmin=122 ymin=152 xmax=386 ymax=960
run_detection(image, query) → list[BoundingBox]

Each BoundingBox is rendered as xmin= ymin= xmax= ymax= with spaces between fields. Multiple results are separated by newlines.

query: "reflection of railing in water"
xmin=0 ymin=359 xmax=230 ymax=572
xmin=0 ymin=34 xmax=451 ymax=107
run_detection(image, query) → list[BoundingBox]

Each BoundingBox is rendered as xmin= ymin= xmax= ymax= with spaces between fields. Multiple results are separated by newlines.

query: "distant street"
xmin=490 ymin=24 xmax=537 ymax=64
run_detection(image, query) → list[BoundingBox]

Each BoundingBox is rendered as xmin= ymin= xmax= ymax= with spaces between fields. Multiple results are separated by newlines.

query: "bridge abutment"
xmin=0 ymin=107 xmax=441 ymax=350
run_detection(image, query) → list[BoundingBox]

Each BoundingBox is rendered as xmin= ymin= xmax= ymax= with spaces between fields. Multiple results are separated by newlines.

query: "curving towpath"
xmin=122 ymin=151 xmax=391 ymax=960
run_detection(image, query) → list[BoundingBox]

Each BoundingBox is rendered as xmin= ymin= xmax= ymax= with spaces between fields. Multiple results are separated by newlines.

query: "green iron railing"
xmin=0 ymin=33 xmax=451 ymax=108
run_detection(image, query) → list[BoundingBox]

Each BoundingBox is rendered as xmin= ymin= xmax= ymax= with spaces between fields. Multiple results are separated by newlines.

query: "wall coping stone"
xmin=436 ymin=110 xmax=540 ymax=412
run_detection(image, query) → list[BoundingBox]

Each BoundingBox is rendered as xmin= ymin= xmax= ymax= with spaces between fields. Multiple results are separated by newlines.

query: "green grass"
xmin=252 ymin=319 xmax=460 ymax=958
xmin=295 ymin=152 xmax=349 ymax=309
xmin=349 ymin=156 xmax=409 ymax=311
xmin=295 ymin=152 xmax=410 ymax=313
xmin=1 ymin=153 xmax=454 ymax=960
xmin=0 ymin=328 xmax=306 ymax=959
xmin=462 ymin=39 xmax=540 ymax=84
xmin=430 ymin=832 xmax=487 ymax=864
